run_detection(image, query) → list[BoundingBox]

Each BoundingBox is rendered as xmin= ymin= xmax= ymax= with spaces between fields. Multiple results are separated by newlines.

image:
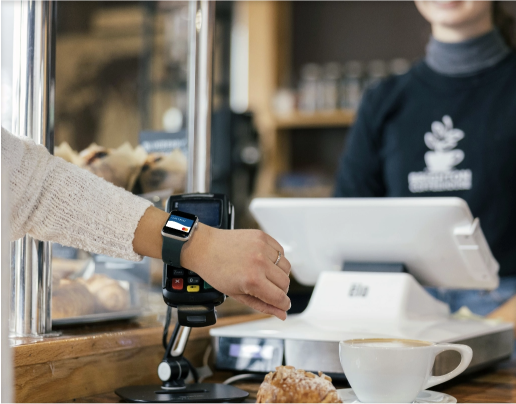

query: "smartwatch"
xmin=161 ymin=210 xmax=199 ymax=268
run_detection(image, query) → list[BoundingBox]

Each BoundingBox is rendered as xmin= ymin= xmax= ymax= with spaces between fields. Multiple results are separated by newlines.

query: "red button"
xmin=171 ymin=278 xmax=183 ymax=290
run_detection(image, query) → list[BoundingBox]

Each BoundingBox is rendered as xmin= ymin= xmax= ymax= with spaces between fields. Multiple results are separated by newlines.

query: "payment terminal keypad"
xmin=171 ymin=278 xmax=183 ymax=290
xmin=166 ymin=265 xmax=215 ymax=295
xmin=164 ymin=262 xmax=224 ymax=307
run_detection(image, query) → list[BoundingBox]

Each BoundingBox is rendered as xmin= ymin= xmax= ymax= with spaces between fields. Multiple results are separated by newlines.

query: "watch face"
xmin=162 ymin=211 xmax=197 ymax=238
xmin=173 ymin=199 xmax=222 ymax=227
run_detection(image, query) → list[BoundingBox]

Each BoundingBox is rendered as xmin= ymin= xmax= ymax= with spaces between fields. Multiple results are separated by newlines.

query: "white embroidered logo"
xmin=408 ymin=115 xmax=472 ymax=193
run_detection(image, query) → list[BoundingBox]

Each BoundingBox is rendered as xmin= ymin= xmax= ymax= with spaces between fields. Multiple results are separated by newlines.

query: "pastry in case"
xmin=51 ymin=247 xmax=150 ymax=325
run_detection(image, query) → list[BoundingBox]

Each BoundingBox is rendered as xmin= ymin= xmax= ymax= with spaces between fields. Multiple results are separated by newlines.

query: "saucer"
xmin=337 ymin=388 xmax=457 ymax=403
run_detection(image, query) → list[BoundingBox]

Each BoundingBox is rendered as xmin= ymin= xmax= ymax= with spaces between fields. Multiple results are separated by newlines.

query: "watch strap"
xmin=162 ymin=236 xmax=185 ymax=268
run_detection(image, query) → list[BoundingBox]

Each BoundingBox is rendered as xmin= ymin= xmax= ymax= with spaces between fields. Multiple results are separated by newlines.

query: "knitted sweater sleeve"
xmin=2 ymin=127 xmax=153 ymax=261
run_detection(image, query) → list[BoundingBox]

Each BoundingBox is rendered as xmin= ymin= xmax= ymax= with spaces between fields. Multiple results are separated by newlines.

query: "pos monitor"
xmin=250 ymin=197 xmax=499 ymax=290
xmin=210 ymin=197 xmax=512 ymax=377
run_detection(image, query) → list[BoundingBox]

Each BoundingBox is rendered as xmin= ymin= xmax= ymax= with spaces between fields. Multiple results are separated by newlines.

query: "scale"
xmin=211 ymin=197 xmax=514 ymax=378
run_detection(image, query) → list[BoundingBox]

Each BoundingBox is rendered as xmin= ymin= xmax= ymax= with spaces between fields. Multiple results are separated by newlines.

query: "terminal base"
xmin=115 ymin=383 xmax=249 ymax=403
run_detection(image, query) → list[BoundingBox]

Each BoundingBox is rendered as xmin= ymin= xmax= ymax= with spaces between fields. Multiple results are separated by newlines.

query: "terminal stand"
xmin=115 ymin=308 xmax=249 ymax=403
xmin=115 ymin=383 xmax=249 ymax=403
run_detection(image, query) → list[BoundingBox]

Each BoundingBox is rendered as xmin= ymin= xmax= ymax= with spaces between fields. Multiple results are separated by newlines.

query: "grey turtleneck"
xmin=425 ymin=29 xmax=511 ymax=76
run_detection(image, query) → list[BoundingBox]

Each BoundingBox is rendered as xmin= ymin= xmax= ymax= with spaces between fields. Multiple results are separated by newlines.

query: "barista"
xmin=334 ymin=1 xmax=516 ymax=317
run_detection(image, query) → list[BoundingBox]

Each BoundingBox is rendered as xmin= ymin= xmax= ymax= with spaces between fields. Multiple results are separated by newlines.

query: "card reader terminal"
xmin=163 ymin=193 xmax=234 ymax=326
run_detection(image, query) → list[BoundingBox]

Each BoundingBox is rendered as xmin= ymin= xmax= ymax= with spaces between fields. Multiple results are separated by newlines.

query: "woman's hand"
xmin=133 ymin=207 xmax=291 ymax=320
xmin=487 ymin=295 xmax=516 ymax=338
xmin=181 ymin=224 xmax=291 ymax=320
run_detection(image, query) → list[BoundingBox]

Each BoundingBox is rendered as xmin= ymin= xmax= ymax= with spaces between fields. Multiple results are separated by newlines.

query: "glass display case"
xmin=7 ymin=0 xmax=257 ymax=330
xmin=48 ymin=1 xmax=196 ymax=325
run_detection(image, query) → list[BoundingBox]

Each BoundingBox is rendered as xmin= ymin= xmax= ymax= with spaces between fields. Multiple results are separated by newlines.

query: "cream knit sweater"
xmin=2 ymin=127 xmax=152 ymax=261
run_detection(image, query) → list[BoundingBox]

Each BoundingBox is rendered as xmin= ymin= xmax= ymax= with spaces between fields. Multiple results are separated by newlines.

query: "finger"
xmin=266 ymin=265 xmax=290 ymax=293
xmin=264 ymin=233 xmax=284 ymax=256
xmin=233 ymin=294 xmax=287 ymax=321
xmin=264 ymin=243 xmax=291 ymax=275
xmin=245 ymin=273 xmax=291 ymax=312
xmin=277 ymin=255 xmax=291 ymax=275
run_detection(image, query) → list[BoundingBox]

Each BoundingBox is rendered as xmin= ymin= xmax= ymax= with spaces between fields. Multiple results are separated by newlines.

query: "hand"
xmin=132 ymin=207 xmax=291 ymax=320
xmin=487 ymin=295 xmax=516 ymax=338
xmin=181 ymin=224 xmax=291 ymax=320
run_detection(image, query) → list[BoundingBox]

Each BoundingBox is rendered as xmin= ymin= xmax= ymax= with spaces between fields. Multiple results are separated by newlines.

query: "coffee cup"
xmin=339 ymin=338 xmax=473 ymax=403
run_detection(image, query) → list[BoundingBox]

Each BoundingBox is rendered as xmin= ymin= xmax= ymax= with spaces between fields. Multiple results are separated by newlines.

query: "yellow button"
xmin=187 ymin=285 xmax=200 ymax=292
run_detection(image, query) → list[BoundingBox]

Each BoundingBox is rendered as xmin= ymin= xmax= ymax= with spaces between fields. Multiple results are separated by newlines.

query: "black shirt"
xmin=335 ymin=52 xmax=516 ymax=276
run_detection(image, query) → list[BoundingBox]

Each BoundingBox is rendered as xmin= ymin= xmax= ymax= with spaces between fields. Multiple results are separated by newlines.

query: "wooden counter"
xmin=73 ymin=357 xmax=516 ymax=403
xmin=438 ymin=358 xmax=516 ymax=403
xmin=13 ymin=312 xmax=516 ymax=403
xmin=12 ymin=313 xmax=268 ymax=403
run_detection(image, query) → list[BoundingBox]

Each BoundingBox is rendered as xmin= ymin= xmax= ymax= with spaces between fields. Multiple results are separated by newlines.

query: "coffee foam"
xmin=345 ymin=338 xmax=432 ymax=348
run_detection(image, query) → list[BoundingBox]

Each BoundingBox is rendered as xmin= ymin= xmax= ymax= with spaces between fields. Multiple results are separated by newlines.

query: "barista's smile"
xmin=432 ymin=0 xmax=462 ymax=8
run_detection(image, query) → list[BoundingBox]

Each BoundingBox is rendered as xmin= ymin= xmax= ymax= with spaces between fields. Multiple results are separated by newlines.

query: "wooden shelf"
xmin=274 ymin=109 xmax=356 ymax=129
xmin=247 ymin=2 xmax=355 ymax=195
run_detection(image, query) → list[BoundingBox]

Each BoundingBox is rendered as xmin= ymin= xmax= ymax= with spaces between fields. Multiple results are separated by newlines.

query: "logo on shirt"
xmin=408 ymin=115 xmax=472 ymax=193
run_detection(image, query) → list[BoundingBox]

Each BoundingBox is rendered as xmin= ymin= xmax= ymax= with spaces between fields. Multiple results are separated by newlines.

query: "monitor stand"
xmin=302 ymin=270 xmax=450 ymax=323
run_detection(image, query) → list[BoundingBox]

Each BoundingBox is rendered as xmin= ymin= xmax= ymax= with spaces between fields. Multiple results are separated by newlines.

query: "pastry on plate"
xmin=256 ymin=365 xmax=342 ymax=403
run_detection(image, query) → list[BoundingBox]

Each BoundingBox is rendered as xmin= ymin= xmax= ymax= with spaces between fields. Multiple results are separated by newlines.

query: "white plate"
xmin=337 ymin=388 xmax=457 ymax=403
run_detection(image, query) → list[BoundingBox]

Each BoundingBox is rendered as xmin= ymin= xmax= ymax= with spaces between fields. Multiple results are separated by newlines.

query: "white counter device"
xmin=210 ymin=198 xmax=513 ymax=376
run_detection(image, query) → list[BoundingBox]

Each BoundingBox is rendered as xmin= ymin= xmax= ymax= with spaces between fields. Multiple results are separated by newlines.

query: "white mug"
xmin=339 ymin=338 xmax=473 ymax=403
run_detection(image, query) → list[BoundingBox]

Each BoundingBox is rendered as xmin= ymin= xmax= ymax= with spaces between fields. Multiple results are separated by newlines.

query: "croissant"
xmin=79 ymin=142 xmax=147 ymax=191
xmin=52 ymin=279 xmax=96 ymax=319
xmin=81 ymin=274 xmax=130 ymax=312
xmin=136 ymin=149 xmax=187 ymax=194
xmin=256 ymin=366 xmax=342 ymax=403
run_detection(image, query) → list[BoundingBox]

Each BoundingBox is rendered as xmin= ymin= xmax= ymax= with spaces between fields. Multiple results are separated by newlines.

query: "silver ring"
xmin=274 ymin=251 xmax=282 ymax=265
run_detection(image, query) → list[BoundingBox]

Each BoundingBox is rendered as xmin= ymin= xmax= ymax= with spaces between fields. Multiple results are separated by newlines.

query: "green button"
xmin=204 ymin=281 xmax=213 ymax=289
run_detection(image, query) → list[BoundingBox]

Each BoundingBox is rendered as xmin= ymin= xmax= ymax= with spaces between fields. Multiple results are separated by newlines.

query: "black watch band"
xmin=162 ymin=236 xmax=186 ymax=268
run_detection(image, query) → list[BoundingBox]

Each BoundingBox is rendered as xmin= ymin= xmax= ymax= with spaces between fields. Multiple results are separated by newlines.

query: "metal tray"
xmin=52 ymin=309 xmax=143 ymax=326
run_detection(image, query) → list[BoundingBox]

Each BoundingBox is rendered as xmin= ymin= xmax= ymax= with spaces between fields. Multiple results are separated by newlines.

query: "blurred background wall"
xmin=4 ymin=0 xmax=514 ymax=314
xmin=51 ymin=0 xmax=516 ymax=227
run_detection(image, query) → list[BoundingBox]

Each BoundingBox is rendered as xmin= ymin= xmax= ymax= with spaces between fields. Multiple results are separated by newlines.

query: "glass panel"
xmin=1 ymin=1 xmax=15 ymax=132
xmin=51 ymin=2 xmax=194 ymax=322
